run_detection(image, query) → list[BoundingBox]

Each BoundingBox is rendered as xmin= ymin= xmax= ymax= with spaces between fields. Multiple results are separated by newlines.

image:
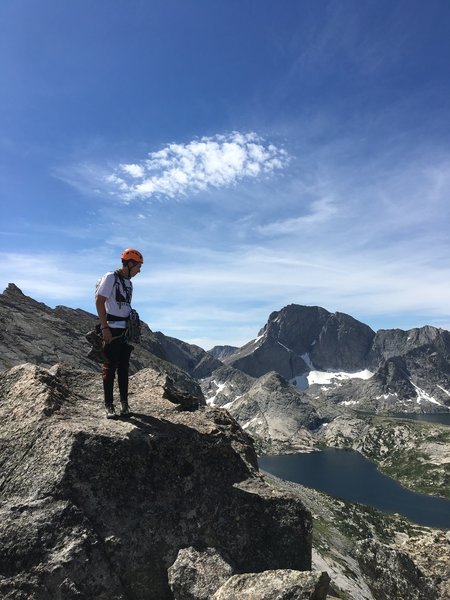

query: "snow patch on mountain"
xmin=411 ymin=382 xmax=444 ymax=407
xmin=206 ymin=381 xmax=226 ymax=405
xmin=242 ymin=416 xmax=265 ymax=430
xmin=223 ymin=395 xmax=242 ymax=410
xmin=277 ymin=341 xmax=291 ymax=352
xmin=291 ymin=369 xmax=374 ymax=391
xmin=376 ymin=393 xmax=399 ymax=400
xmin=437 ymin=384 xmax=450 ymax=397
xmin=250 ymin=332 xmax=266 ymax=350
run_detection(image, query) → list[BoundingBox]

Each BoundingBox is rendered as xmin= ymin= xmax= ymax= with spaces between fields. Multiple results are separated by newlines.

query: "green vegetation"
xmin=360 ymin=418 xmax=450 ymax=499
xmin=321 ymin=415 xmax=450 ymax=499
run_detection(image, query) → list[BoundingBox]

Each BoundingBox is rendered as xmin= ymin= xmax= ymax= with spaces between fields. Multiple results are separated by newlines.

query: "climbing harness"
xmin=88 ymin=270 xmax=141 ymax=362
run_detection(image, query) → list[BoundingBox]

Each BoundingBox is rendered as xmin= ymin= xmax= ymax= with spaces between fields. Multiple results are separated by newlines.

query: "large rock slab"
xmin=168 ymin=547 xmax=234 ymax=600
xmin=211 ymin=569 xmax=330 ymax=599
xmin=0 ymin=363 xmax=313 ymax=599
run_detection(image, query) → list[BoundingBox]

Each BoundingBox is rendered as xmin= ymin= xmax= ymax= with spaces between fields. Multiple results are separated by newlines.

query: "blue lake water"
xmin=259 ymin=448 xmax=450 ymax=528
xmin=391 ymin=413 xmax=450 ymax=426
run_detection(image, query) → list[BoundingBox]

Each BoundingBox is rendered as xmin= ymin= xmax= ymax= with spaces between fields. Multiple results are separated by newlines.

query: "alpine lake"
xmin=259 ymin=413 xmax=450 ymax=530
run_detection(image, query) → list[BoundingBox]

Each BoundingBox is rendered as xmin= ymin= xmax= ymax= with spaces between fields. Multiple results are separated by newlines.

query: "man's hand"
xmin=102 ymin=327 xmax=112 ymax=344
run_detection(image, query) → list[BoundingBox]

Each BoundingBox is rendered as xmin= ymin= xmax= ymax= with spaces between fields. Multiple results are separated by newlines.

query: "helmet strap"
xmin=126 ymin=261 xmax=135 ymax=278
xmin=120 ymin=260 xmax=133 ymax=278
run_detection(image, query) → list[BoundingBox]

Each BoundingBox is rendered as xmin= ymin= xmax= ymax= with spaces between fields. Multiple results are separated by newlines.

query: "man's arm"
xmin=96 ymin=295 xmax=112 ymax=343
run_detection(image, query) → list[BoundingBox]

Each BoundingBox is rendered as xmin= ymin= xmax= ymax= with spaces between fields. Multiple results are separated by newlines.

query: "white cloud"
xmin=257 ymin=196 xmax=338 ymax=235
xmin=120 ymin=163 xmax=145 ymax=178
xmin=0 ymin=253 xmax=94 ymax=301
xmin=105 ymin=132 xmax=290 ymax=201
xmin=2 ymin=238 xmax=450 ymax=350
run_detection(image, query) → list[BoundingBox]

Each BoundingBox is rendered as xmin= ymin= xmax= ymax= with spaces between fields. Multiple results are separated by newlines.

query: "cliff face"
xmin=223 ymin=305 xmax=375 ymax=378
xmin=0 ymin=362 xmax=314 ymax=600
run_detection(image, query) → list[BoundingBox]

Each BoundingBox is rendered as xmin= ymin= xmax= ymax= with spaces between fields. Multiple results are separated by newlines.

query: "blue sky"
xmin=1 ymin=0 xmax=450 ymax=349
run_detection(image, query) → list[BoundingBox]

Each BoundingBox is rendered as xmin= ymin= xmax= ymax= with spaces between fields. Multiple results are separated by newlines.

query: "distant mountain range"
xmin=2 ymin=284 xmax=449 ymax=423
xmin=208 ymin=304 xmax=450 ymax=413
xmin=220 ymin=304 xmax=448 ymax=379
xmin=1 ymin=282 xmax=449 ymax=486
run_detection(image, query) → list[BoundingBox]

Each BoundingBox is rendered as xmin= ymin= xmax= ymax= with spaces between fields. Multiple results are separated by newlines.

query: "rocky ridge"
xmin=0 ymin=283 xmax=167 ymax=373
xmin=208 ymin=345 xmax=239 ymax=361
xmin=154 ymin=332 xmax=223 ymax=379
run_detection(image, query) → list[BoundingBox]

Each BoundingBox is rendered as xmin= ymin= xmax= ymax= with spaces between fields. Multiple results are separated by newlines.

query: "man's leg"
xmin=102 ymin=335 xmax=121 ymax=417
xmin=118 ymin=342 xmax=133 ymax=415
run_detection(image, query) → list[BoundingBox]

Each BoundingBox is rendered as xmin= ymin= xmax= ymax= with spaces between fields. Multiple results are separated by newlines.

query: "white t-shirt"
xmin=96 ymin=272 xmax=133 ymax=328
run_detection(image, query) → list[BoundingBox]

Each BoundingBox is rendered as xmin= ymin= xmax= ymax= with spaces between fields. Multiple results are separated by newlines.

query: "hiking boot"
xmin=120 ymin=403 xmax=132 ymax=417
xmin=105 ymin=404 xmax=116 ymax=419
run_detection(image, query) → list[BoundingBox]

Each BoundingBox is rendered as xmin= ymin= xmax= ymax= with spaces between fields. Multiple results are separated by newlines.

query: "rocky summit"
xmin=0 ymin=362 xmax=322 ymax=600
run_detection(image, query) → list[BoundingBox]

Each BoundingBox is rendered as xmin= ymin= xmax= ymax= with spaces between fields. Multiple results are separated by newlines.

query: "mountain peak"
xmin=3 ymin=283 xmax=25 ymax=297
xmin=227 ymin=303 xmax=375 ymax=378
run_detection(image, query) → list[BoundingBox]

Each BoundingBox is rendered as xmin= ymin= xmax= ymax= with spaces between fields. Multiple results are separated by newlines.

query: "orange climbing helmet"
xmin=121 ymin=248 xmax=144 ymax=263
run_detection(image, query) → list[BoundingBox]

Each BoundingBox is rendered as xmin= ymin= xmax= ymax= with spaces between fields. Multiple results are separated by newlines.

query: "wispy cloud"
xmin=104 ymin=132 xmax=290 ymax=201
xmin=257 ymin=196 xmax=338 ymax=235
xmin=131 ymin=240 xmax=450 ymax=346
xmin=0 ymin=253 xmax=94 ymax=301
xmin=2 ymin=225 xmax=450 ymax=349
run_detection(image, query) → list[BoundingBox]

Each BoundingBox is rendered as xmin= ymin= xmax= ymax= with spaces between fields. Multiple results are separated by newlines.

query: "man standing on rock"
xmin=95 ymin=248 xmax=144 ymax=419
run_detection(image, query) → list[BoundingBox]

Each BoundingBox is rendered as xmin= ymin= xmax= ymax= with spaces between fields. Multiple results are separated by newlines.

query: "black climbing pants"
xmin=102 ymin=328 xmax=132 ymax=407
